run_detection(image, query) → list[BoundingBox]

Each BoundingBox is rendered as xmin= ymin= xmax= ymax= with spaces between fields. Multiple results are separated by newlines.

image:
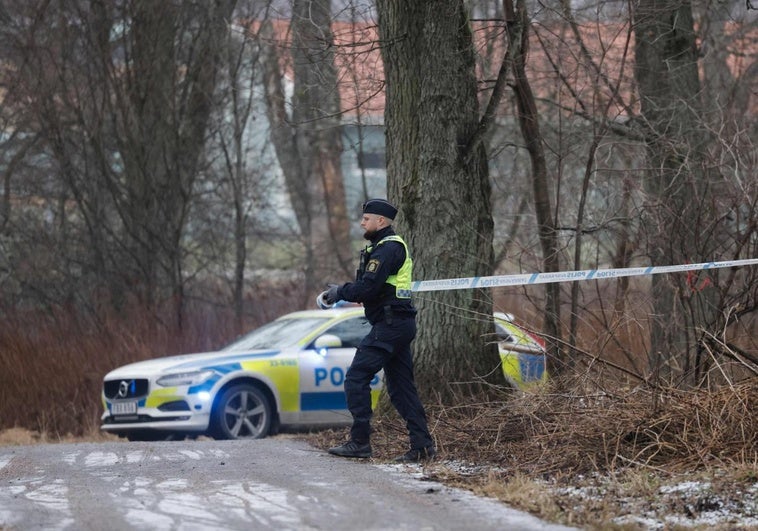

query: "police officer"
xmin=321 ymin=198 xmax=436 ymax=462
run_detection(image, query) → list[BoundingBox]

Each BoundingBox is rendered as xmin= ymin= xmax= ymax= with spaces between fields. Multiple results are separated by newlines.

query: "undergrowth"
xmin=1 ymin=300 xmax=756 ymax=529
xmin=308 ymin=379 xmax=758 ymax=529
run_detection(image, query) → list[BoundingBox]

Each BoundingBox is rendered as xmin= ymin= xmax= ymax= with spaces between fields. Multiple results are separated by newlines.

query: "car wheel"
xmin=211 ymin=384 xmax=272 ymax=440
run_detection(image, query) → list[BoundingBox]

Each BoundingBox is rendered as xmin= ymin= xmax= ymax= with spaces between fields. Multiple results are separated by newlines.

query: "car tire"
xmin=211 ymin=384 xmax=272 ymax=440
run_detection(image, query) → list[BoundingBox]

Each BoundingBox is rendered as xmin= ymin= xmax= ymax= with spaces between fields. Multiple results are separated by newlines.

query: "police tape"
xmin=411 ymin=258 xmax=758 ymax=293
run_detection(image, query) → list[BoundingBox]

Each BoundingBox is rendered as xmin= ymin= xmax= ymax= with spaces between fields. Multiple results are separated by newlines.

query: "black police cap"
xmin=362 ymin=198 xmax=397 ymax=220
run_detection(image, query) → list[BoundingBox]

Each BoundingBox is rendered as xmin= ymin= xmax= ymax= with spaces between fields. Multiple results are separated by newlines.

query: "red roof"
xmin=251 ymin=18 xmax=757 ymax=120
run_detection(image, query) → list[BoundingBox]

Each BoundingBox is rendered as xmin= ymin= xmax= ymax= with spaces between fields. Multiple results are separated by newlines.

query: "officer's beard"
xmin=363 ymin=229 xmax=377 ymax=240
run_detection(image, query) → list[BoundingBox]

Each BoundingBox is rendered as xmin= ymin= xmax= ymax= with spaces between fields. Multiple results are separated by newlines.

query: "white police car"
xmin=101 ymin=307 xmax=545 ymax=441
xmin=493 ymin=312 xmax=548 ymax=386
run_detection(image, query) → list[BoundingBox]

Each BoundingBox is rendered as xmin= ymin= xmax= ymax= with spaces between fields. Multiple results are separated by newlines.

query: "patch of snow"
xmin=659 ymin=480 xmax=710 ymax=494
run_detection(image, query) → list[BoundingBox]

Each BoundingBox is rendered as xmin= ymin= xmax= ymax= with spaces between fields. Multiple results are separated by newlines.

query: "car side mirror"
xmin=313 ymin=334 xmax=343 ymax=350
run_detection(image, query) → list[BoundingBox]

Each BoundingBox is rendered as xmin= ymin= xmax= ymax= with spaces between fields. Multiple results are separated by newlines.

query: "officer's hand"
xmin=324 ymin=283 xmax=341 ymax=305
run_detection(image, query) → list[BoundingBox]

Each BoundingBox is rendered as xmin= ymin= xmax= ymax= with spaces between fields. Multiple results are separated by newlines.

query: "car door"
xmin=298 ymin=315 xmax=373 ymax=423
xmin=496 ymin=320 xmax=546 ymax=385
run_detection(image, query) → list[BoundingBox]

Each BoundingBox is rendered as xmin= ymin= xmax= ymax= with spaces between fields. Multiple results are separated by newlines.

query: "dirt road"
xmin=0 ymin=437 xmax=575 ymax=530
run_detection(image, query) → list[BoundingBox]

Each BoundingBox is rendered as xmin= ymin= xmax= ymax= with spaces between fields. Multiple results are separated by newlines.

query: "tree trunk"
xmin=504 ymin=0 xmax=564 ymax=374
xmin=377 ymin=0 xmax=497 ymax=394
xmin=261 ymin=1 xmax=352 ymax=300
xmin=118 ymin=0 xmax=237 ymax=326
xmin=632 ymin=0 xmax=714 ymax=383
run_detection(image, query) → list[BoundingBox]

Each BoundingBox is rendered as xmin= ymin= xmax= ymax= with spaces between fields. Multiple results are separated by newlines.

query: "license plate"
xmin=111 ymin=401 xmax=138 ymax=415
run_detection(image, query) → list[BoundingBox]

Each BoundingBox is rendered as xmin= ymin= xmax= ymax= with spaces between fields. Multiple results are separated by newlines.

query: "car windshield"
xmin=222 ymin=317 xmax=331 ymax=351
xmin=495 ymin=322 xmax=517 ymax=343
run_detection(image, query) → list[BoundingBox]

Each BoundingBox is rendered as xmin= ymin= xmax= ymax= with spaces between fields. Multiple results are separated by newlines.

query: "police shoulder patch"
xmin=366 ymin=259 xmax=380 ymax=273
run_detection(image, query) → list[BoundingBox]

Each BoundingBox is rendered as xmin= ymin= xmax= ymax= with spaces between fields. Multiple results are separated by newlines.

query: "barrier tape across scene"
xmin=411 ymin=258 xmax=758 ymax=293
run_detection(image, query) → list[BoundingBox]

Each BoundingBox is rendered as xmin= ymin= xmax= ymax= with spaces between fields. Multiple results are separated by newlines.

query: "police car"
xmin=493 ymin=312 xmax=548 ymax=386
xmin=101 ymin=307 xmax=545 ymax=441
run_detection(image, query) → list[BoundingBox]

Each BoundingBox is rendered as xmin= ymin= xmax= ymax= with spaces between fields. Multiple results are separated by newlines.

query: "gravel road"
xmin=0 ymin=437 xmax=575 ymax=530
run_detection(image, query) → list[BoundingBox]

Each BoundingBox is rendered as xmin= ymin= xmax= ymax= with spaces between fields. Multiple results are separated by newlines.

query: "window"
xmin=495 ymin=323 xmax=515 ymax=343
xmin=323 ymin=317 xmax=371 ymax=348
xmin=357 ymin=151 xmax=385 ymax=169
xmin=223 ymin=317 xmax=330 ymax=351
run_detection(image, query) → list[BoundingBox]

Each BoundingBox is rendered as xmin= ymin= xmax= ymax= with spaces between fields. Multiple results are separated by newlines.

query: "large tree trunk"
xmin=376 ymin=0 xmax=497 ymax=394
xmin=632 ymin=0 xmax=715 ymax=383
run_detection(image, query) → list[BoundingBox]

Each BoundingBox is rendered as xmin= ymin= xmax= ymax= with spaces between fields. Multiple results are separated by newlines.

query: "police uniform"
xmin=327 ymin=199 xmax=435 ymax=462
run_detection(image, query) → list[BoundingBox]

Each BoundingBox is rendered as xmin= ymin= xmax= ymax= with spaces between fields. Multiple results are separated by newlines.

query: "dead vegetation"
xmin=1 ymin=300 xmax=756 ymax=528
xmin=307 ymin=378 xmax=758 ymax=529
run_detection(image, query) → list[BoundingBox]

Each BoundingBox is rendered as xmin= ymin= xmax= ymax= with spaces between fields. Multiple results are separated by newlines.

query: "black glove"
xmin=324 ymin=283 xmax=341 ymax=305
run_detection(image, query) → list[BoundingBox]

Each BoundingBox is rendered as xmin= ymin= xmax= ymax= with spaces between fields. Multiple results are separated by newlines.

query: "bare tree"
xmin=260 ymin=0 xmax=352 ymax=302
xmin=2 ymin=0 xmax=238 ymax=325
xmin=501 ymin=0 xmax=564 ymax=375
xmin=203 ymin=11 xmax=271 ymax=332
xmin=467 ymin=0 xmax=757 ymax=386
xmin=633 ymin=0 xmax=715 ymax=382
xmin=0 ymin=0 xmax=755 ymax=390
xmin=517 ymin=0 xmax=758 ymax=385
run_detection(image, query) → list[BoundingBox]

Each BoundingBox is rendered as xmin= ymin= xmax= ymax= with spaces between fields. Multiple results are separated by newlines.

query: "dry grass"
xmin=1 ymin=298 xmax=756 ymax=529
xmin=0 ymin=426 xmax=118 ymax=446
xmin=307 ymin=378 xmax=758 ymax=529
xmin=370 ymin=379 xmax=757 ymax=475
xmin=0 ymin=300 xmax=266 ymax=437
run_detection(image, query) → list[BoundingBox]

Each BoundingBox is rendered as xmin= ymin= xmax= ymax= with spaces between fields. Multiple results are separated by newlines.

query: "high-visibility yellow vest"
xmin=371 ymin=235 xmax=412 ymax=299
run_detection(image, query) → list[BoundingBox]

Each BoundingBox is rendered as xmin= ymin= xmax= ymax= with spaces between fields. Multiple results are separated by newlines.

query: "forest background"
xmin=0 ymin=1 xmax=756 ymax=528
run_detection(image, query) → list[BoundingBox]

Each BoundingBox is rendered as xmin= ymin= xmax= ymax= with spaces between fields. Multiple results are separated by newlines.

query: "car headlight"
xmin=157 ymin=369 xmax=216 ymax=387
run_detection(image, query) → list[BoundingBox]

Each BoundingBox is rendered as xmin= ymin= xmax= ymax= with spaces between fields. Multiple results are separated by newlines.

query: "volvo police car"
xmin=101 ymin=306 xmax=545 ymax=441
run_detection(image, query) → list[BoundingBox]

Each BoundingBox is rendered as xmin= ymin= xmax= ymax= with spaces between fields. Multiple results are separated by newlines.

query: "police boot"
xmin=328 ymin=440 xmax=372 ymax=458
xmin=394 ymin=446 xmax=436 ymax=463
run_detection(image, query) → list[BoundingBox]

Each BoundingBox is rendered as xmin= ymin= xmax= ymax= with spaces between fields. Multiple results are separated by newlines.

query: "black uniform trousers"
xmin=344 ymin=316 xmax=433 ymax=449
